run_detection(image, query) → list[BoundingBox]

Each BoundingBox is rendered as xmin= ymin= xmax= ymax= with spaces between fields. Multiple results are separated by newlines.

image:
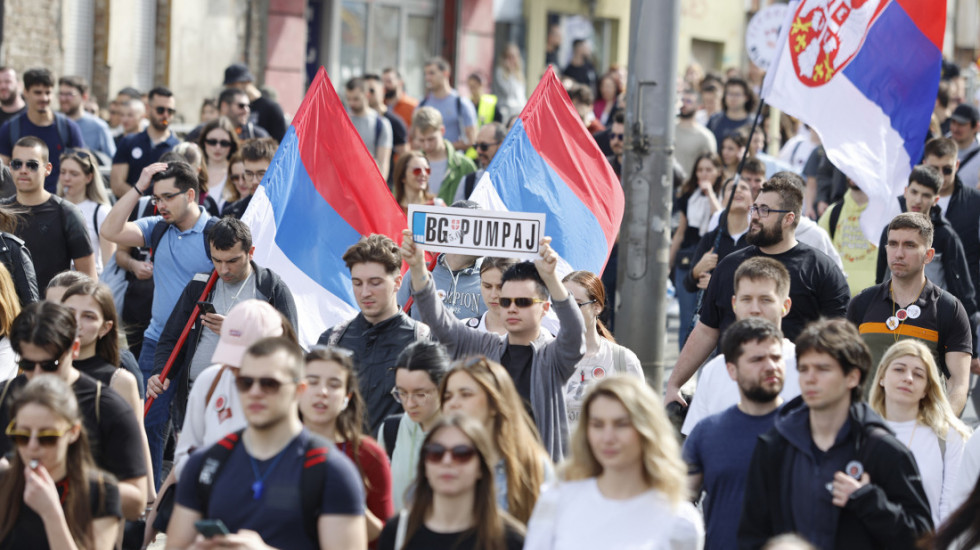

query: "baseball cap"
xmin=950 ymin=103 xmax=979 ymax=125
xmin=223 ymin=63 xmax=255 ymax=86
xmin=211 ymin=300 xmax=284 ymax=367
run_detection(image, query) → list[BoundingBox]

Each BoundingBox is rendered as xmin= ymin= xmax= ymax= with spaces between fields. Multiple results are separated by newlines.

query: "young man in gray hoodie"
xmin=401 ymin=229 xmax=584 ymax=462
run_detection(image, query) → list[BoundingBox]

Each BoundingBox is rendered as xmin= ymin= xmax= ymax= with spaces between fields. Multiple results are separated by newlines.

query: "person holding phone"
xmin=0 ymin=375 xmax=122 ymax=549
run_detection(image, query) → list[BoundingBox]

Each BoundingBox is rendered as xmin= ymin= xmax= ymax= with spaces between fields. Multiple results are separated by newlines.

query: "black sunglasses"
xmin=18 ymin=358 xmax=60 ymax=372
xmin=235 ymin=375 xmax=295 ymax=394
xmin=10 ymin=159 xmax=40 ymax=172
xmin=155 ymin=106 xmax=176 ymax=116
xmin=423 ymin=443 xmax=478 ymax=464
xmin=498 ymin=297 xmax=547 ymax=308
xmin=205 ymin=138 xmax=233 ymax=148
xmin=611 ymin=133 xmax=624 ymax=141
xmin=475 ymin=142 xmax=499 ymax=152
xmin=940 ymin=165 xmax=954 ymax=176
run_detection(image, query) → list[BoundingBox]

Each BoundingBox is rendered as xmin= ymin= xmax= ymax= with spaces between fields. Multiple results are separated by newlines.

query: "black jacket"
xmin=683 ymin=209 xmax=749 ymax=293
xmin=875 ymin=199 xmax=978 ymax=349
xmin=941 ymin=176 xmax=980 ymax=310
xmin=152 ymin=262 xmax=297 ymax=426
xmin=738 ymin=397 xmax=932 ymax=550
xmin=0 ymin=231 xmax=37 ymax=307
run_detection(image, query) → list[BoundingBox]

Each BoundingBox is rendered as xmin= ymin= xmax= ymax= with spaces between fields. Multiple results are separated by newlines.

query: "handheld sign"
xmin=408 ymin=204 xmax=546 ymax=260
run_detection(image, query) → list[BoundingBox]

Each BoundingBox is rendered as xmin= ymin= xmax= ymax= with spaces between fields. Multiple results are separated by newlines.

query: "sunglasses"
xmin=236 ymin=102 xmax=250 ymax=110
xmin=10 ymin=159 xmax=40 ymax=172
xmin=611 ymin=133 xmax=624 ymax=141
xmin=412 ymin=166 xmax=432 ymax=177
xmin=17 ymin=358 xmax=60 ymax=372
xmin=423 ymin=443 xmax=478 ymax=464
xmin=155 ymin=106 xmax=177 ymax=116
xmin=5 ymin=420 xmax=70 ymax=447
xmin=475 ymin=142 xmax=499 ymax=152
xmin=498 ymin=297 xmax=547 ymax=308
xmin=205 ymin=138 xmax=233 ymax=148
xmin=234 ymin=375 xmax=296 ymax=394
xmin=940 ymin=165 xmax=954 ymax=176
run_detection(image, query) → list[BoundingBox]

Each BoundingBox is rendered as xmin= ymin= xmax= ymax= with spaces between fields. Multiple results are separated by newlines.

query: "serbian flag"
xmin=763 ymin=0 xmax=945 ymax=241
xmin=242 ymin=67 xmax=406 ymax=347
xmin=469 ymin=67 xmax=624 ymax=275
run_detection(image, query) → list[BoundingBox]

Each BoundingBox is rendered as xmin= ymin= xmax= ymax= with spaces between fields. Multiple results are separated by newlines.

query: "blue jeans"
xmin=139 ymin=338 xmax=171 ymax=490
xmin=675 ymin=267 xmax=699 ymax=351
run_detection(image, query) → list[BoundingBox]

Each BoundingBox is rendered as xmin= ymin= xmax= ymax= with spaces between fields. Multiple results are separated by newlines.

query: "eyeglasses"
xmin=17 ymin=358 xmax=60 ymax=372
xmin=205 ymin=138 xmax=233 ymax=148
xmin=62 ymin=148 xmax=94 ymax=169
xmin=10 ymin=159 xmax=41 ymax=172
xmin=150 ymin=189 xmax=189 ymax=205
xmin=244 ymin=170 xmax=266 ymax=181
xmin=5 ymin=420 xmax=70 ymax=447
xmin=422 ymin=443 xmax=478 ymax=464
xmin=390 ymin=387 xmax=436 ymax=404
xmin=475 ymin=142 xmax=499 ymax=152
xmin=154 ymin=106 xmax=176 ymax=116
xmin=411 ymin=166 xmax=431 ymax=177
xmin=498 ymin=297 xmax=548 ymax=308
xmin=749 ymin=205 xmax=792 ymax=218
xmin=234 ymin=375 xmax=296 ymax=394
xmin=610 ymin=133 xmax=624 ymax=141
xmin=577 ymin=299 xmax=597 ymax=308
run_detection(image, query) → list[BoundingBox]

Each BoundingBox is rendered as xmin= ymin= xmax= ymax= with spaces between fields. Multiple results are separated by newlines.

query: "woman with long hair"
xmin=593 ymin=72 xmax=622 ymax=128
xmin=494 ymin=43 xmax=526 ymax=121
xmin=560 ymin=271 xmax=642 ymax=425
xmin=57 ymin=149 xmax=115 ymax=275
xmin=926 ymin=475 xmax=980 ymax=549
xmin=440 ymin=357 xmax=552 ymax=524
xmin=684 ymin=177 xmax=752 ymax=292
xmin=524 ymin=376 xmax=703 ymax=549
xmin=392 ymin=151 xmax=444 ymax=214
xmin=719 ymin=132 xmax=747 ymax=181
xmin=670 ymin=152 xmax=723 ymax=348
xmin=0 ymin=376 xmax=121 ymax=549
xmin=219 ymin=151 xmax=248 ymax=217
xmin=466 ymin=257 xmax=519 ymax=336
xmin=378 ymin=414 xmax=525 ymax=550
xmin=301 ymin=346 xmax=393 ymax=546
xmin=0 ymin=263 xmax=20 ymax=381
xmin=869 ymin=340 xmax=971 ymax=525
xmin=196 ymin=116 xmax=240 ymax=214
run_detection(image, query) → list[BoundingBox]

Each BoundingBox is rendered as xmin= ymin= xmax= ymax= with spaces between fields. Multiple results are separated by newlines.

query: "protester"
xmin=0 ymin=376 xmax=122 ymax=549
xmin=301 ymin=346 xmax=393 ymax=547
xmin=524 ymin=375 xmax=704 ymax=549
xmin=494 ymin=43 xmax=527 ymax=122
xmin=109 ymin=87 xmax=179 ymax=198
xmin=392 ymin=151 xmax=441 ymax=213
xmin=419 ymin=57 xmax=478 ymax=150
xmin=594 ymin=72 xmax=622 ymax=128
xmin=57 ymin=148 xmax=114 ymax=275
xmin=196 ymin=116 xmax=240 ymax=214
xmin=377 ymin=414 xmax=526 ymax=550
xmin=466 ymin=257 xmax=518 ymax=335
xmin=382 ymin=341 xmax=450 ymax=512
xmin=685 ymin=177 xmax=751 ymax=293
xmin=223 ymin=137 xmax=276 ymax=219
xmin=441 ymin=357 xmax=553 ymax=523
xmin=707 ymin=77 xmax=754 ymax=149
xmin=382 ymin=67 xmax=418 ymax=128
xmin=868 ymin=340 xmax=971 ymax=525
xmin=219 ymin=151 xmax=247 ymax=216
xmin=410 ymin=106 xmax=476 ymax=203
xmin=346 ymin=77 xmax=393 ymax=180
xmin=0 ymin=263 xmax=18 ymax=380
xmin=719 ymin=132 xmax=747 ymax=181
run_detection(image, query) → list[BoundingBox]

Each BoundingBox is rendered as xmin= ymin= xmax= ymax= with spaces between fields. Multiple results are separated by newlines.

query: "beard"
xmin=747 ymin=220 xmax=784 ymax=247
xmin=741 ymin=381 xmax=782 ymax=404
xmin=384 ymin=88 xmax=397 ymax=101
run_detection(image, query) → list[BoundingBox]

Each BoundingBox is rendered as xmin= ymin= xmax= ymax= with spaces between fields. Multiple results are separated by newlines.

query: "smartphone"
xmin=194 ymin=519 xmax=230 ymax=538
xmin=197 ymin=301 xmax=217 ymax=314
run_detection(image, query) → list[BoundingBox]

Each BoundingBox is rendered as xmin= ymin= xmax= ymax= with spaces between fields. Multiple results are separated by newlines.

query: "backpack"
xmin=381 ymin=414 xmax=402 ymax=460
xmin=195 ymin=430 xmax=330 ymax=543
xmin=148 ymin=215 xmax=219 ymax=262
xmin=9 ymin=113 xmax=73 ymax=151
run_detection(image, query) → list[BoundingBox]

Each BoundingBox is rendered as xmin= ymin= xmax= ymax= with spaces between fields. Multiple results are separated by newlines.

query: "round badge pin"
xmin=886 ymin=316 xmax=899 ymax=331
xmin=845 ymin=460 xmax=864 ymax=479
xmin=907 ymin=305 xmax=921 ymax=319
xmin=895 ymin=309 xmax=908 ymax=321
xmin=131 ymin=147 xmax=143 ymax=159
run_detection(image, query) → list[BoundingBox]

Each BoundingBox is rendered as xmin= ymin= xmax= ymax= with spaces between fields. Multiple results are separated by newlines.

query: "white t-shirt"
xmin=173 ymin=363 xmax=245 ymax=478
xmin=0 ymin=337 xmax=16 ymax=382
xmin=564 ymin=339 xmax=643 ymax=426
xmin=886 ymin=419 xmax=967 ymax=526
xmin=681 ymin=339 xmax=800 ymax=436
xmin=951 ymin=428 xmax=980 ymax=512
xmin=75 ymin=199 xmax=109 ymax=274
xmin=523 ymin=478 xmax=704 ymax=550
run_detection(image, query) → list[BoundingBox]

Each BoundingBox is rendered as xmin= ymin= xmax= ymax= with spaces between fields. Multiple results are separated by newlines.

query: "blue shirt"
xmin=176 ymin=429 xmax=364 ymax=550
xmin=419 ymin=91 xmax=477 ymax=143
xmin=112 ymin=129 xmax=180 ymax=185
xmin=0 ymin=112 xmax=86 ymax=192
xmin=135 ymin=207 xmax=213 ymax=341
xmin=683 ymin=405 xmax=780 ymax=550
xmin=74 ymin=113 xmax=116 ymax=159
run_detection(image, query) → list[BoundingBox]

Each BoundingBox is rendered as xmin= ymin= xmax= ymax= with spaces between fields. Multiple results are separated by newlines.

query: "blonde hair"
xmin=869 ymin=340 xmax=971 ymax=441
xmin=564 ymin=375 xmax=687 ymax=504
xmin=412 ymin=106 xmax=444 ymax=134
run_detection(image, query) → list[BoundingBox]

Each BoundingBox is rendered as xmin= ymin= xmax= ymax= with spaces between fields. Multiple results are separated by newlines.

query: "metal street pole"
xmin=617 ymin=0 xmax=680 ymax=392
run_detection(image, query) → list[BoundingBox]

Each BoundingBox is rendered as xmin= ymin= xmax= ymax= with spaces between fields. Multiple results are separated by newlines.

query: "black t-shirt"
xmin=0 ymin=373 xmax=147 ymax=481
xmin=700 ymin=242 xmax=850 ymax=342
xmin=73 ymin=356 xmax=118 ymax=388
xmin=2 ymin=195 xmax=93 ymax=290
xmin=0 ymin=473 xmax=121 ymax=550
xmin=251 ymin=96 xmax=287 ymax=143
xmin=378 ymin=515 xmax=525 ymax=550
xmin=501 ymin=344 xmax=534 ymax=403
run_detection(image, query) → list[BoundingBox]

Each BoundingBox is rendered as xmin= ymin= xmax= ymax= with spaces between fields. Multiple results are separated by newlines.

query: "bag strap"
xmin=54 ymin=113 xmax=70 ymax=148
xmin=0 ymin=379 xmax=12 ymax=411
xmin=612 ymin=344 xmax=626 ymax=373
xmin=95 ymin=380 xmax=102 ymax=424
xmin=382 ymin=414 xmax=402 ymax=460
xmin=393 ymin=508 xmax=410 ymax=550
xmin=958 ymin=148 xmax=980 ymax=177
xmin=196 ymin=430 xmax=243 ymax=517
xmin=827 ymin=199 xmax=845 ymax=240
xmin=204 ymin=365 xmax=231 ymax=408
xmin=374 ymin=115 xmax=383 ymax=149
xmin=92 ymin=203 xmax=101 ymax=245
xmin=326 ymin=319 xmax=352 ymax=346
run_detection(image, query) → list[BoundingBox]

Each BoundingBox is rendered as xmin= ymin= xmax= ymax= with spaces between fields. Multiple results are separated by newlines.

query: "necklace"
xmin=887 ymin=279 xmax=927 ymax=340
xmin=221 ymin=270 xmax=254 ymax=307
xmin=907 ymin=422 xmax=918 ymax=448
xmin=247 ymin=442 xmax=290 ymax=500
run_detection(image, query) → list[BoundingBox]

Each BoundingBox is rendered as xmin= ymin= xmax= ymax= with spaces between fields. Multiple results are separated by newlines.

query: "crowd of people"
xmin=0 ymin=30 xmax=978 ymax=550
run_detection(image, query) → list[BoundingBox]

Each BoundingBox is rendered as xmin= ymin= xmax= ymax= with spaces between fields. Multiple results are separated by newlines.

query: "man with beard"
xmin=684 ymin=316 xmax=789 ymax=550
xmin=110 ymin=86 xmax=179 ymax=198
xmin=666 ymin=172 xmax=850 ymax=407
xmin=0 ymin=67 xmax=25 ymax=127
xmin=675 ymin=87 xmax=716 ymax=178
xmin=382 ymin=67 xmax=418 ymax=129
xmin=456 ymin=122 xmax=504 ymax=201
xmin=681 ymin=258 xmax=799 ymax=436
xmin=848 ymin=212 xmax=972 ymax=414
